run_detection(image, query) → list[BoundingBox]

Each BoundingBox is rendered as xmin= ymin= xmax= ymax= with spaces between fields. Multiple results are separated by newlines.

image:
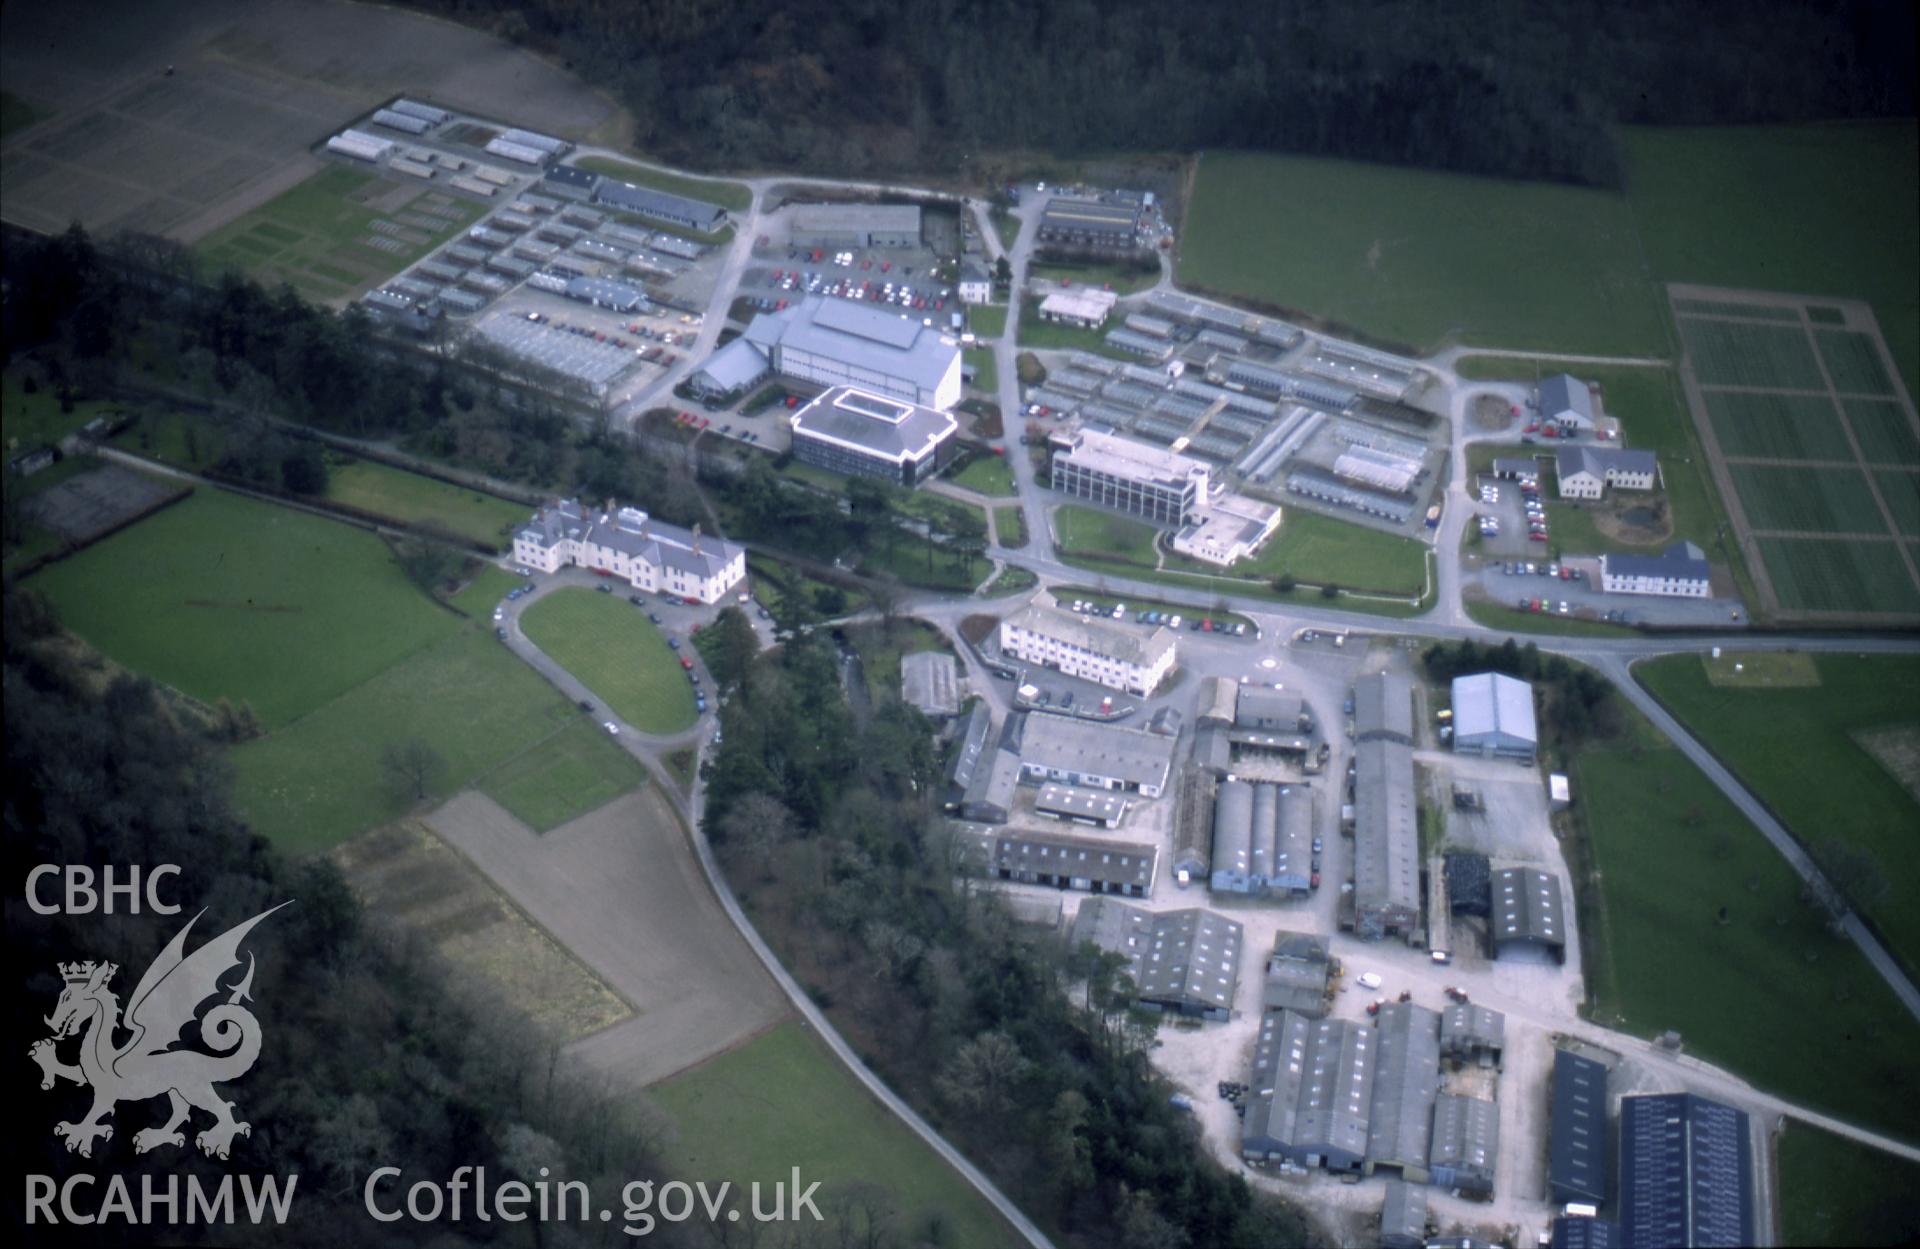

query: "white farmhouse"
xmin=513 ymin=499 xmax=746 ymax=604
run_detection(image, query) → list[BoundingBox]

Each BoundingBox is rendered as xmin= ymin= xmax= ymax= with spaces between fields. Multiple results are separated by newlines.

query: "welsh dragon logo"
xmin=30 ymin=903 xmax=289 ymax=1161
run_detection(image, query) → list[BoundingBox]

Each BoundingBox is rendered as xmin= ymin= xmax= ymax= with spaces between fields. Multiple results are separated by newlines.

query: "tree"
xmin=281 ymin=442 xmax=329 ymax=495
xmin=717 ymin=791 xmax=796 ymax=870
xmin=380 ymin=737 xmax=446 ymax=802
xmin=1814 ymin=841 xmax=1889 ymax=913
xmin=936 ymin=1030 xmax=1031 ymax=1117
xmin=702 ymin=606 xmax=761 ymax=693
xmin=392 ymin=538 xmax=461 ymax=596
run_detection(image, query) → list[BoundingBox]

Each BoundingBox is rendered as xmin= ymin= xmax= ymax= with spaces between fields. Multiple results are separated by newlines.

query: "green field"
xmin=195 ymin=166 xmax=484 ymax=301
xmin=1757 ymin=536 xmax=1920 ymax=614
xmin=1623 ymin=122 xmax=1919 ymax=391
xmin=963 ymin=347 xmax=999 ymax=394
xmin=993 ymin=504 xmax=1029 ymax=548
xmin=1180 ymin=151 xmax=1667 ymax=356
xmin=1847 ymin=400 xmax=1920 ymax=465
xmin=117 ymin=408 xmax=226 ymax=472
xmin=1028 ymin=261 xmax=1159 ymax=294
xmin=981 ymin=564 xmax=1037 ymax=596
xmin=28 ymin=490 xmax=458 ymax=728
xmin=1053 ymin=503 xmax=1162 ymax=564
xmin=1815 ymin=329 xmax=1898 ymax=397
xmin=967 ymin=303 xmax=1008 ymax=339
xmin=1778 ymin=1123 xmax=1920 ymax=1246
xmin=326 ymin=459 xmax=528 ymax=547
xmin=448 ymin=564 xmax=522 ymax=617
xmin=231 ymin=629 xmax=584 ymax=853
xmin=1678 ymin=316 xmax=1829 ymax=390
xmin=573 ymin=155 xmax=752 ymax=213
xmin=949 ymin=452 xmax=1015 ymax=497
xmin=649 ymin=1020 xmax=1011 ymax=1248
xmin=1636 ymin=653 xmax=1920 ymax=972
xmin=1703 ymin=390 xmax=1856 ymax=461
xmin=1728 ymin=465 xmax=1888 ymax=534
xmin=1876 ymin=472 xmax=1920 ymax=536
xmin=1574 ymin=745 xmax=1920 ymax=1142
xmin=1185 ymin=510 xmax=1429 ymax=597
xmin=477 ymin=717 xmax=649 ymax=832
xmin=519 ymin=589 xmax=698 ymax=734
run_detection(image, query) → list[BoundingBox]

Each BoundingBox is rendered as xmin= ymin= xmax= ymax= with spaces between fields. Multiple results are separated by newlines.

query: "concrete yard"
xmin=426 ymin=787 xmax=788 ymax=1088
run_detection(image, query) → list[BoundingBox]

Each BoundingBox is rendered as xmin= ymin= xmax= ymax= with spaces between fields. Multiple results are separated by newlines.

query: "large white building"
xmin=1450 ymin=672 xmax=1538 ymax=761
xmin=1037 ymin=287 xmax=1119 ymax=328
xmin=1601 ymin=541 xmax=1711 ymax=598
xmin=1556 ymin=446 xmax=1659 ymax=499
xmin=741 ymin=294 xmax=962 ymax=410
xmin=999 ymin=599 xmax=1176 ymax=695
xmin=1050 ymin=426 xmax=1211 ymax=526
xmin=788 ymin=385 xmax=958 ymax=485
xmin=1171 ymin=491 xmax=1283 ymax=566
xmin=513 ymin=499 xmax=746 ymax=604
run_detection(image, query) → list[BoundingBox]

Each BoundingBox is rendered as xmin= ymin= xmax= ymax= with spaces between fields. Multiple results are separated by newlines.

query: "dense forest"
xmin=407 ymin=0 xmax=1915 ymax=186
xmin=1 ymin=590 xmax=681 ymax=1246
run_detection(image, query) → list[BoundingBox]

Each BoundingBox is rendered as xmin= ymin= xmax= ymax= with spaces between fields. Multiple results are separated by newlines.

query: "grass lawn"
xmin=964 ymin=347 xmax=999 ymax=394
xmin=649 ymin=1019 xmax=1012 ymax=1249
xmin=1 ymin=373 xmax=125 ymax=450
xmin=476 ymin=717 xmax=649 ymax=832
xmin=195 ymin=166 xmax=485 ymax=301
xmin=28 ymin=489 xmax=458 ymax=729
xmin=1574 ymin=743 xmax=1920 ymax=1143
xmin=1053 ymin=503 xmax=1162 ymax=564
xmin=950 ymin=452 xmax=1015 ymax=497
xmin=448 ymin=564 xmax=522 ymax=617
xmin=967 ymin=303 xmax=1008 ymax=339
xmin=117 ymin=407 xmax=227 ymax=472
xmin=572 ymin=155 xmax=752 ymax=213
xmin=1028 ymin=261 xmax=1159 ymax=295
xmin=1204 ymin=511 xmax=1428 ymax=597
xmin=519 ymin=588 xmax=698 ymax=734
xmin=1016 ymin=299 xmax=1135 ymax=358
xmin=993 ymin=504 xmax=1029 ymax=548
xmin=847 ymin=619 xmax=952 ymax=707
xmin=1635 ymin=653 xmax=1920 ymax=972
xmin=230 ymin=629 xmax=580 ymax=854
xmin=1 ymin=89 xmax=45 ymax=139
xmin=989 ymin=207 xmax=1019 ymax=251
xmin=1180 ymin=151 xmax=1667 ymax=357
xmin=324 ymin=459 xmax=528 ymax=548
xmin=982 ymin=564 xmax=1037 ymax=596
xmin=1622 ymin=121 xmax=1919 ymax=391
xmin=1777 ymin=1122 xmax=1920 ymax=1246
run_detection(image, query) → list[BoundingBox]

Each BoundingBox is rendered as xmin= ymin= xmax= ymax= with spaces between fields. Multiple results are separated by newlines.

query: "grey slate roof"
xmin=1353 ymin=671 xmax=1414 ymax=743
xmin=594 ymin=180 xmax=727 ymax=230
xmin=1237 ymin=686 xmax=1313 ymax=732
xmin=1365 ymin=1002 xmax=1441 ymax=1169
xmin=1262 ymin=930 xmax=1332 ymax=1016
xmin=1540 ymin=373 xmax=1594 ymax=425
xmin=1604 ymin=540 xmax=1711 ymax=583
xmin=1019 ymin=712 xmax=1176 ymax=791
xmin=1438 ymin=1003 xmax=1506 ymax=1060
xmin=1429 ymin=1093 xmax=1500 ymax=1192
xmin=517 ymin=499 xmax=740 ymax=581
xmin=947 ymin=703 xmax=993 ymax=798
xmin=1353 ymin=739 xmax=1419 ymax=928
xmin=1036 ymin=783 xmax=1128 ymax=824
xmin=1380 ymin=1178 xmax=1428 ymax=1249
xmin=901 ymin=651 xmax=959 ymax=719
xmin=963 ymin=748 xmax=1021 ymax=823
xmin=1493 ymin=867 xmax=1565 ymax=951
xmin=1620 ymin=1093 xmax=1753 ymax=1249
xmin=1244 ymin=1011 xmax=1375 ymax=1165
xmin=692 ymin=335 xmax=772 ymax=394
xmin=1557 ymin=444 xmax=1657 ymax=481
xmin=1550 ymin=1049 xmax=1610 ymax=1204
xmin=1213 ymin=779 xmax=1253 ymax=880
xmin=1003 ymin=601 xmax=1175 ymax=670
xmin=1135 ymin=907 xmax=1243 ymax=1013
xmin=990 ymin=829 xmax=1157 ymax=890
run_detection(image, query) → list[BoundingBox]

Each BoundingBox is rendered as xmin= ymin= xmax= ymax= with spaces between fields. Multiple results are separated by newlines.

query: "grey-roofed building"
xmin=957 ymin=259 xmax=992 ymax=305
xmin=1493 ymin=456 xmax=1541 ymax=480
xmin=1036 ymin=783 xmax=1129 ymax=828
xmin=1539 ymin=373 xmax=1596 ymax=432
xmin=1446 ymin=852 xmax=1492 ymax=917
xmin=1068 ymin=894 xmax=1153 ymax=959
xmin=1192 ymin=723 xmax=1233 ymax=776
xmin=371 ymin=108 xmax=431 ymax=135
xmin=1148 ymin=706 xmax=1183 ymax=737
xmin=1428 ymin=1093 xmax=1500 ymax=1197
xmin=542 ymin=164 xmax=601 ymax=197
xmin=1620 ymin=1093 xmax=1754 ymax=1249
xmin=1380 ymin=1179 xmax=1428 ymax=1249
xmin=1492 ymin=867 xmax=1565 ymax=961
xmin=1549 ymin=1049 xmax=1610 ymax=1205
xmin=1018 ymin=711 xmax=1176 ymax=797
xmin=1248 ymin=783 xmax=1276 ymax=884
xmin=962 ymin=749 xmax=1022 ymax=824
xmin=687 ymin=335 xmax=774 ymax=400
xmin=746 ymin=295 xmax=962 ymax=410
xmin=945 ymin=703 xmax=992 ymax=809
xmin=389 ymin=99 xmax=451 ymax=125
xmin=500 ymin=127 xmax=568 ymax=156
xmin=1451 ymin=672 xmax=1538 ymax=762
xmin=1198 ymin=676 xmax=1239 ymax=726
xmin=1353 ymin=739 xmax=1420 ymax=941
xmin=1211 ymin=779 xmax=1254 ymax=893
xmin=1242 ymin=1011 xmax=1375 ymax=1172
xmin=1262 ymin=931 xmax=1332 ymax=1017
xmin=1365 ymin=1002 xmax=1440 ymax=1178
xmin=1238 ymin=686 xmax=1315 ymax=734
xmin=789 ymin=384 xmax=959 ymax=485
xmin=1601 ymin=541 xmax=1712 ymax=599
xmin=790 ymin=202 xmax=922 ymax=248
xmin=1268 ymin=785 xmax=1315 ymax=894
xmin=1171 ymin=770 xmax=1213 ymax=888
xmin=999 ymin=601 xmax=1177 ymax=696
xmin=1049 ymin=425 xmax=1211 ymax=526
xmin=1134 ymin=907 xmax=1243 ymax=1020
xmin=1105 ymin=328 xmax=1174 ymax=360
xmin=1438 ymin=1003 xmax=1505 ymax=1067
xmin=901 ymin=651 xmax=960 ymax=720
xmin=564 ymin=275 xmax=647 ymax=313
xmin=1550 ymin=1215 xmax=1620 ymax=1249
xmin=989 ymin=829 xmax=1156 ymax=896
xmin=1037 ymin=196 xmax=1144 ymax=250
xmin=1353 ymin=671 xmax=1415 ymax=744
xmin=512 ymin=499 xmax=746 ymax=603
xmin=1556 ymin=445 xmax=1659 ymax=499
xmin=593 ymin=180 xmax=727 ymax=232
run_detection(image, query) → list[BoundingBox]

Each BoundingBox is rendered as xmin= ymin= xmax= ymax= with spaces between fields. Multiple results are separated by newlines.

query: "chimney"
xmin=691 ymin=523 xmax=702 ymax=555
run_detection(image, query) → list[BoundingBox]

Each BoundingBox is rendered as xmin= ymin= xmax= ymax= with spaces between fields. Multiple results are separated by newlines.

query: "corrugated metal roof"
xmin=1452 ymin=672 xmax=1538 ymax=749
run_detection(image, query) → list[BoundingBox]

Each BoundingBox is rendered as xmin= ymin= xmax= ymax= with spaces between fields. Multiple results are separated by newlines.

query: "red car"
xmin=679 ymin=655 xmax=693 ymax=670
xmin=880 ymin=260 xmax=891 ymax=272
xmin=1529 ymin=533 xmax=1549 ymax=543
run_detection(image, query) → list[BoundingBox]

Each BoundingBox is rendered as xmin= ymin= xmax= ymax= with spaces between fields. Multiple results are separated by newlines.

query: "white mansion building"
xmin=513 ymin=499 xmax=747 ymax=604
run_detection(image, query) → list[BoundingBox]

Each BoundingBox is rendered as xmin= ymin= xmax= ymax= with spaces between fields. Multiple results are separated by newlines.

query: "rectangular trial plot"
xmin=1703 ymin=390 xmax=1856 ymax=461
xmin=1815 ymin=329 xmax=1898 ymax=397
xmin=1680 ymin=317 xmax=1828 ymax=390
xmin=1756 ymin=537 xmax=1920 ymax=615
xmin=1874 ymin=471 xmax=1920 ymax=536
xmin=1727 ymin=465 xmax=1892 ymax=534
xmin=1845 ymin=399 xmax=1920 ymax=465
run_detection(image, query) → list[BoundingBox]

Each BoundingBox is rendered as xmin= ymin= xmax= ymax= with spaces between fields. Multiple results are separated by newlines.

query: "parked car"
xmin=495 ymin=627 xmax=508 ymax=640
xmin=1357 ymin=972 xmax=1384 ymax=990
xmin=597 ymin=584 xmax=613 ymax=594
xmin=603 ymin=721 xmax=620 ymax=735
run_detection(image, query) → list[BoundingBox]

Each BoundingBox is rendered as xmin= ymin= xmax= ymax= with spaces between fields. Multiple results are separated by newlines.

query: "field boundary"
xmin=5 ymin=469 xmax=194 ymax=582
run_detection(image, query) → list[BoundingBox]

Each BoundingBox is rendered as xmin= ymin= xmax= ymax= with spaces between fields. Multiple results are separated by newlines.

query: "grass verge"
xmin=519 ymin=588 xmax=698 ymax=735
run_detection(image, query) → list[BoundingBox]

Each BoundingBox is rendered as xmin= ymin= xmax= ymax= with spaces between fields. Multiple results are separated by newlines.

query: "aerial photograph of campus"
xmin=3 ymin=1 xmax=1916 ymax=1246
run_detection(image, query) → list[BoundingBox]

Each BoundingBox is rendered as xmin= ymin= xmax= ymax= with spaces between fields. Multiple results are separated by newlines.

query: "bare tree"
xmin=381 ymin=737 xmax=446 ymax=802
xmin=719 ymin=792 xmax=797 ymax=875
xmin=935 ymin=1030 xmax=1031 ymax=1116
